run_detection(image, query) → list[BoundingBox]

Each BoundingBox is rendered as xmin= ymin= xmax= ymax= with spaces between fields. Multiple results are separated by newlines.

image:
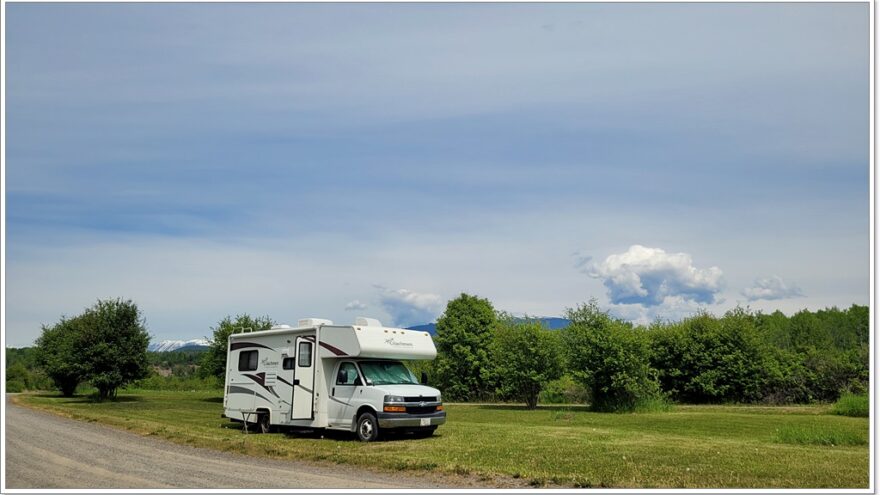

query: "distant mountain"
xmin=407 ymin=317 xmax=570 ymax=335
xmin=148 ymin=339 xmax=210 ymax=353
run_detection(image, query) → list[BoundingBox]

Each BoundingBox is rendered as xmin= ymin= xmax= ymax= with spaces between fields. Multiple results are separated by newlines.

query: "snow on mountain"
xmin=148 ymin=339 xmax=210 ymax=353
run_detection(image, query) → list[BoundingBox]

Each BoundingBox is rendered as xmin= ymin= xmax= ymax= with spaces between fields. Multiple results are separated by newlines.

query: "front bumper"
xmin=377 ymin=410 xmax=446 ymax=428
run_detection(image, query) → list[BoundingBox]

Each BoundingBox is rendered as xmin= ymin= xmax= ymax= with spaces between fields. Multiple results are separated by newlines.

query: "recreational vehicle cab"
xmin=222 ymin=317 xmax=445 ymax=441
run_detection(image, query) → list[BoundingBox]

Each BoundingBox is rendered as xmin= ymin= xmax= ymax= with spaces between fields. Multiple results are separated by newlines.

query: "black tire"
xmin=257 ymin=413 xmax=271 ymax=434
xmin=412 ymin=426 xmax=437 ymax=439
xmin=356 ymin=412 xmax=380 ymax=442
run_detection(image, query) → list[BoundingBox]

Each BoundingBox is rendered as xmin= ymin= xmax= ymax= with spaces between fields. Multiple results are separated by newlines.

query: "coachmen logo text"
xmin=384 ymin=337 xmax=414 ymax=347
xmin=261 ymin=358 xmax=279 ymax=367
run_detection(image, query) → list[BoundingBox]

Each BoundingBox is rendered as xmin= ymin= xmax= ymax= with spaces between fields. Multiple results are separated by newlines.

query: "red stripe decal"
xmin=319 ymin=341 xmax=347 ymax=356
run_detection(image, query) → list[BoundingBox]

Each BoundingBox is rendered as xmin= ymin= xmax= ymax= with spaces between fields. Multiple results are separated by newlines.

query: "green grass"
xmin=773 ymin=423 xmax=866 ymax=446
xmin=15 ymin=391 xmax=869 ymax=488
xmin=831 ymin=393 xmax=869 ymax=418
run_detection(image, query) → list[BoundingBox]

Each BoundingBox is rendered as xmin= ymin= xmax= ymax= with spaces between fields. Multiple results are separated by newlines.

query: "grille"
xmin=404 ymin=396 xmax=436 ymax=402
xmin=406 ymin=406 xmax=437 ymax=415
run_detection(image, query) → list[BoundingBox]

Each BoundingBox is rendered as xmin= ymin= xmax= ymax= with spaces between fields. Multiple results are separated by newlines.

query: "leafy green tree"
xmin=490 ymin=316 xmax=564 ymax=408
xmin=35 ymin=317 xmax=86 ymax=396
xmin=200 ymin=314 xmax=275 ymax=380
xmin=562 ymin=300 xmax=661 ymax=412
xmin=76 ymin=299 xmax=151 ymax=400
xmin=433 ymin=293 xmax=497 ymax=401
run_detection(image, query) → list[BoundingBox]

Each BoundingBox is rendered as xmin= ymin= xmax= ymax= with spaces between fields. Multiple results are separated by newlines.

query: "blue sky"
xmin=4 ymin=3 xmax=869 ymax=346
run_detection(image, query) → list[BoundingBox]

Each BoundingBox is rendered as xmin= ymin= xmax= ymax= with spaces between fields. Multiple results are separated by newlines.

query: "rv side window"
xmin=238 ymin=350 xmax=258 ymax=371
xmin=282 ymin=357 xmax=295 ymax=370
xmin=298 ymin=342 xmax=313 ymax=367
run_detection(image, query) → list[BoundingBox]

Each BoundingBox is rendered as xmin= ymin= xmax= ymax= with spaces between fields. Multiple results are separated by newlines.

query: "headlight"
xmin=384 ymin=395 xmax=405 ymax=403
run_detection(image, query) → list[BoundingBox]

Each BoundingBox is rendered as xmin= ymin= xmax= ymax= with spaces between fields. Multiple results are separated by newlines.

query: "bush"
xmin=563 ymin=300 xmax=663 ymax=412
xmin=539 ymin=374 xmax=590 ymax=404
xmin=648 ymin=308 xmax=771 ymax=404
xmin=490 ymin=317 xmax=564 ymax=408
xmin=6 ymin=380 xmax=26 ymax=393
xmin=831 ymin=393 xmax=869 ymax=417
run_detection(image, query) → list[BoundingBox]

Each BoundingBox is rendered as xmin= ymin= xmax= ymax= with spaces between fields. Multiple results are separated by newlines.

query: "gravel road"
xmin=4 ymin=396 xmax=444 ymax=489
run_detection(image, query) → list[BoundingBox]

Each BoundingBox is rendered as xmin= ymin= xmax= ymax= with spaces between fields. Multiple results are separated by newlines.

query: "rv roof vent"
xmin=271 ymin=324 xmax=292 ymax=330
xmin=298 ymin=318 xmax=333 ymax=327
xmin=355 ymin=317 xmax=383 ymax=327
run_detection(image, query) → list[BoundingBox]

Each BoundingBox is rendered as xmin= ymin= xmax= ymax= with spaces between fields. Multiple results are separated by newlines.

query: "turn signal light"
xmin=383 ymin=405 xmax=406 ymax=412
xmin=436 ymin=405 xmax=444 ymax=411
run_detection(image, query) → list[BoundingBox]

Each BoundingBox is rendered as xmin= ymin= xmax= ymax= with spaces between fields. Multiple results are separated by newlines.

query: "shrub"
xmin=490 ymin=317 xmax=564 ymax=408
xmin=563 ymin=300 xmax=662 ymax=412
xmin=539 ymin=374 xmax=590 ymax=404
xmin=6 ymin=380 xmax=26 ymax=393
xmin=648 ymin=308 xmax=771 ymax=404
xmin=831 ymin=393 xmax=869 ymax=418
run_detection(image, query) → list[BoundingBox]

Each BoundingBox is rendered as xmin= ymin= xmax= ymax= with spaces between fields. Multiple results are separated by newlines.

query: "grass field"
xmin=14 ymin=391 xmax=869 ymax=488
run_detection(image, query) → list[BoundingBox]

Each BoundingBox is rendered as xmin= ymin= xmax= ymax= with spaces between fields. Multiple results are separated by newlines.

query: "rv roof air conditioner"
xmin=355 ymin=317 xmax=383 ymax=327
xmin=298 ymin=318 xmax=334 ymax=327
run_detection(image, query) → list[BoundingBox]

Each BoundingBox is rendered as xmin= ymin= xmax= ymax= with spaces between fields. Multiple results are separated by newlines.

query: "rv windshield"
xmin=358 ymin=361 xmax=418 ymax=385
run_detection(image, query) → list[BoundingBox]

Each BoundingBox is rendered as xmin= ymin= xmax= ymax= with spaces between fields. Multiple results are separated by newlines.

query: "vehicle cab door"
xmin=329 ymin=361 xmax=362 ymax=429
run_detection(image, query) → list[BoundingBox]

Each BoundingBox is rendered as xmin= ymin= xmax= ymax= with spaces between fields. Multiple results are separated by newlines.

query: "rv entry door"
xmin=292 ymin=337 xmax=315 ymax=420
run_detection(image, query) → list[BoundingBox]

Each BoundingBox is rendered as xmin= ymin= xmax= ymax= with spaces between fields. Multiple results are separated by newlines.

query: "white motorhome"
xmin=222 ymin=317 xmax=445 ymax=441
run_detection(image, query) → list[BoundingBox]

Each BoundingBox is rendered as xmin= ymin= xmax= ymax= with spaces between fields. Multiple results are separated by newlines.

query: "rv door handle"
xmin=293 ymin=379 xmax=300 ymax=385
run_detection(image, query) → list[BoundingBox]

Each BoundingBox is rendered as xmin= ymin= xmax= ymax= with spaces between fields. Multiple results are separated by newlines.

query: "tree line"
xmin=10 ymin=295 xmax=869 ymax=411
xmin=428 ymin=294 xmax=869 ymax=411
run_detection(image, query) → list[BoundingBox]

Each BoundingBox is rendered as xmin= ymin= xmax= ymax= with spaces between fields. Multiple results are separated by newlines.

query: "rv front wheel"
xmin=356 ymin=412 xmax=379 ymax=442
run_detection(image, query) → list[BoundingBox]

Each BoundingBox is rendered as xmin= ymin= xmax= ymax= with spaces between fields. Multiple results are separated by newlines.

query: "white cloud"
xmin=741 ymin=275 xmax=804 ymax=301
xmin=374 ymin=285 xmax=443 ymax=328
xmin=344 ymin=299 xmax=368 ymax=311
xmin=607 ymin=296 xmax=708 ymax=326
xmin=585 ymin=245 xmax=724 ymax=306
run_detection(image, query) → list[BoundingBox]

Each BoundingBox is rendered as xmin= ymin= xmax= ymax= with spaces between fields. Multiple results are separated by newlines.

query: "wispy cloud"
xmin=742 ymin=276 xmax=804 ymax=301
xmin=344 ymin=299 xmax=367 ymax=311
xmin=585 ymin=245 xmax=724 ymax=306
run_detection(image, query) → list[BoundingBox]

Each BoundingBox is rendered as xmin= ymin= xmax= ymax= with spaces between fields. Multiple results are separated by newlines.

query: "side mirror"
xmin=365 ymin=378 xmax=373 ymax=386
xmin=337 ymin=370 xmax=346 ymax=383
xmin=421 ymin=371 xmax=428 ymax=385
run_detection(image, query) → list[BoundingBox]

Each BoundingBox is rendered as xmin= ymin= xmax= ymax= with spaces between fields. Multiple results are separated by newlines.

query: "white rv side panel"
xmin=224 ymin=328 xmax=327 ymax=427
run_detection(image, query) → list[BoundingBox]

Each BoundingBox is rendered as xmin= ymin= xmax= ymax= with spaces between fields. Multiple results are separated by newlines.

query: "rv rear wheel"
xmin=257 ymin=413 xmax=271 ymax=434
xmin=356 ymin=412 xmax=379 ymax=442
